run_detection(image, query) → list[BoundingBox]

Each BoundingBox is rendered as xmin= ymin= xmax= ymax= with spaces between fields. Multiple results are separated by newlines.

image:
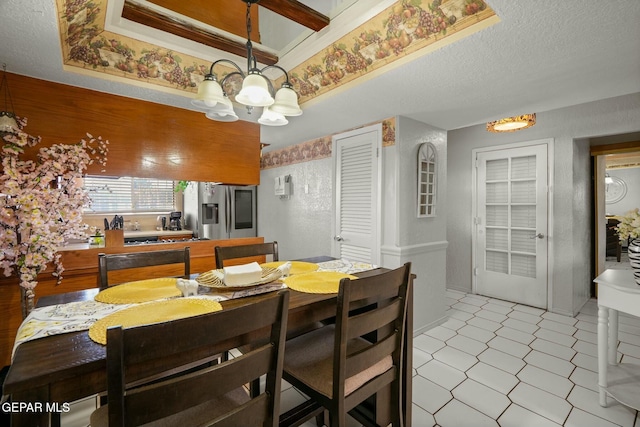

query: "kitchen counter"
xmin=59 ymin=229 xmax=194 ymax=251
xmin=124 ymin=229 xmax=193 ymax=238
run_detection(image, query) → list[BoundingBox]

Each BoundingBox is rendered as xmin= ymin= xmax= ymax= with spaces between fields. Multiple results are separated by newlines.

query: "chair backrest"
xmin=334 ymin=262 xmax=411 ymax=410
xmin=105 ymin=289 xmax=289 ymax=427
xmin=98 ymin=247 xmax=191 ymax=290
xmin=215 ymin=242 xmax=278 ymax=269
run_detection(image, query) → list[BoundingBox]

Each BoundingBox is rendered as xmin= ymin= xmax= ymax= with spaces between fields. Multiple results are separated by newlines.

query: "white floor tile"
xmin=452 ymin=378 xmax=511 ymax=419
xmin=478 ymin=348 xmax=526 ymax=375
xmin=498 ymin=403 xmax=562 ymax=427
xmin=441 ymin=316 xmax=467 ymax=331
xmin=417 ymin=359 xmax=467 ymax=391
xmin=538 ymin=318 xmax=578 ymax=336
xmin=564 ymin=407 xmax=621 ymax=427
xmin=412 ymin=376 xmax=453 ymax=414
xmin=535 ymin=327 xmax=577 ymax=347
xmin=61 ymin=395 xmax=97 ymax=427
xmin=433 ymin=346 xmax=478 ymax=371
xmin=571 ymin=352 xmax=598 ymax=373
xmin=458 ymin=324 xmax=497 ymax=343
xmin=452 ymin=302 xmax=482 ymax=314
xmin=502 ymin=317 xmax=540 ymax=334
xmin=517 ymin=364 xmax=574 ymax=398
xmin=573 ymin=339 xmax=598 ymax=358
xmin=569 ymin=367 xmax=599 ymax=393
xmin=567 ymin=385 xmax=637 ymax=427
xmin=574 ymin=329 xmax=597 ymax=345
xmin=461 ymin=295 xmax=488 ymax=307
xmin=414 ymin=347 xmax=433 ymax=368
xmin=618 ymin=342 xmax=640 ymax=359
xmin=542 ymin=311 xmax=578 ymax=326
xmin=508 ymin=310 xmax=542 ymax=325
xmin=486 ymin=298 xmax=516 ymax=308
xmin=280 ymin=387 xmax=309 ymax=414
xmin=412 ymin=403 xmax=436 ymax=427
xmin=426 ymin=325 xmax=458 ymax=342
xmin=488 ymin=335 xmax=532 ymax=358
xmin=482 ymin=303 xmax=513 ymax=316
xmin=414 ymin=333 xmax=446 ymax=354
xmin=524 ymin=350 xmax=576 ymax=377
xmin=576 ymin=320 xmax=597 ymax=333
xmin=508 ymin=382 xmax=572 ymax=425
xmin=466 ymin=362 xmax=519 ymax=395
xmin=514 ymin=304 xmax=546 ymax=316
xmin=447 ymin=334 xmax=488 ymax=356
xmin=416 ymin=290 xmax=640 ymax=427
xmin=447 ymin=308 xmax=474 ymax=322
xmin=530 ymin=337 xmax=577 ymax=361
xmin=434 ymin=399 xmax=499 ymax=427
xmin=618 ymin=330 xmax=640 ymax=347
xmin=495 ymin=326 xmax=536 ymax=345
xmin=474 ymin=309 xmax=508 ymax=323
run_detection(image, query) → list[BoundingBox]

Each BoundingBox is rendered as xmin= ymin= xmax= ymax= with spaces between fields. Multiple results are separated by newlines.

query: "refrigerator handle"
xmin=225 ymin=187 xmax=232 ymax=237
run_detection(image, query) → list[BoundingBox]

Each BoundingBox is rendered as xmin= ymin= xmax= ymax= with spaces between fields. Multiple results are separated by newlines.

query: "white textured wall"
xmin=447 ymin=92 xmax=640 ymax=315
xmin=258 ymin=158 xmax=333 ymax=261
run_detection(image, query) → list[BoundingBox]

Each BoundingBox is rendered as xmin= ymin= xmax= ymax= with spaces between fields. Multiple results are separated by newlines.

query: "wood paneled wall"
xmin=5 ymin=72 xmax=260 ymax=185
xmin=0 ymin=73 xmax=263 ymax=366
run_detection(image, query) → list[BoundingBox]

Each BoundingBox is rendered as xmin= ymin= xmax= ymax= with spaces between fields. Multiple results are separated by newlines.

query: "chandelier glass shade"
xmin=0 ymin=64 xmax=19 ymax=133
xmin=486 ymin=114 xmax=536 ymax=132
xmin=191 ymin=1 xmax=302 ymax=125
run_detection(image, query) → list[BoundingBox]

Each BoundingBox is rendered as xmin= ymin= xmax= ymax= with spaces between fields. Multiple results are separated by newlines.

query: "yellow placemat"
xmin=283 ymin=271 xmax=358 ymax=294
xmin=261 ymin=261 xmax=319 ymax=275
xmin=88 ymin=298 xmax=222 ymax=345
xmin=94 ymin=278 xmax=182 ymax=304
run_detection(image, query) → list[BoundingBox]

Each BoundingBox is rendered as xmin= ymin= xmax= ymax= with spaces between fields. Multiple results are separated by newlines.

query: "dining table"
xmin=2 ymin=256 xmax=413 ymax=427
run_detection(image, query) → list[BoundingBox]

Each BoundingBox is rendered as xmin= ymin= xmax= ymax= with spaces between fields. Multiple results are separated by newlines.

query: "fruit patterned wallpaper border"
xmin=56 ymin=0 xmax=496 ymax=106
xmin=260 ymin=117 xmax=396 ymax=170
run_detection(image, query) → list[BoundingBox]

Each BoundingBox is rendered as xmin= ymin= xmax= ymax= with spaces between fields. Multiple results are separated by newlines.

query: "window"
xmin=417 ymin=142 xmax=437 ymax=217
xmin=84 ymin=176 xmax=175 ymax=213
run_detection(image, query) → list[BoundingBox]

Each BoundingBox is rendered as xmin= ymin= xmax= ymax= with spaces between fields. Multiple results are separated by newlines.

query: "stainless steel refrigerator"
xmin=183 ymin=182 xmax=257 ymax=239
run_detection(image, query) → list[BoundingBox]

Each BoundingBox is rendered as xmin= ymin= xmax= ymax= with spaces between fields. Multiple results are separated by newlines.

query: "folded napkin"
xmin=277 ymin=261 xmax=292 ymax=277
xmin=223 ymin=262 xmax=262 ymax=286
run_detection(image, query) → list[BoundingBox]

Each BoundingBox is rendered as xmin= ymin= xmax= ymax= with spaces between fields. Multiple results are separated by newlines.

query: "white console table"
xmin=595 ymin=269 xmax=640 ymax=409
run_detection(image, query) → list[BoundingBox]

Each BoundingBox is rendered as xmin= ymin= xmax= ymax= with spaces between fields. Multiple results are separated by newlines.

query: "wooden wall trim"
xmin=590 ymin=141 xmax=640 ymax=156
xmin=5 ymin=72 xmax=260 ymax=185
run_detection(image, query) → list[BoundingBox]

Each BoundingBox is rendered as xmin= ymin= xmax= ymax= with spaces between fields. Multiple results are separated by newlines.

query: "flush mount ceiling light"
xmin=486 ymin=114 xmax=536 ymax=133
xmin=191 ymin=0 xmax=302 ymax=126
xmin=0 ymin=64 xmax=19 ymax=133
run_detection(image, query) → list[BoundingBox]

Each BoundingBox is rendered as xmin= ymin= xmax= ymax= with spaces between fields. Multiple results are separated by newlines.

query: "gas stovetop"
xmin=124 ymin=237 xmax=209 ymax=246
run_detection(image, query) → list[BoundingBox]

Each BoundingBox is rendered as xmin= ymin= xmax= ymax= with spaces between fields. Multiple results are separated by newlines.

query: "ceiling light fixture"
xmin=191 ymin=0 xmax=302 ymax=125
xmin=486 ymin=114 xmax=536 ymax=133
xmin=0 ymin=64 xmax=19 ymax=133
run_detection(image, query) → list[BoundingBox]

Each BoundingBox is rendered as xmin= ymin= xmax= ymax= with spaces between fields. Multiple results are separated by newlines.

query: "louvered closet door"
xmin=333 ymin=125 xmax=381 ymax=264
xmin=475 ymin=144 xmax=548 ymax=308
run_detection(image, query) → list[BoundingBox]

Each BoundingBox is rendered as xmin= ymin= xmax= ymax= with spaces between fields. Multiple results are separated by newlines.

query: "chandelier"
xmin=191 ymin=0 xmax=302 ymax=126
xmin=0 ymin=64 xmax=19 ymax=133
xmin=486 ymin=114 xmax=536 ymax=132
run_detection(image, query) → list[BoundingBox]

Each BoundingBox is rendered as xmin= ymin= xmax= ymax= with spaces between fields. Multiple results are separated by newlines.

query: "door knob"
xmin=334 ymin=235 xmax=344 ymax=242
xmin=530 ymin=233 xmax=545 ymax=239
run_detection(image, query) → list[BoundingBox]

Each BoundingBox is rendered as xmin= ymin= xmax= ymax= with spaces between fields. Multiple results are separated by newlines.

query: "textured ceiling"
xmin=1 ymin=0 xmax=639 ymax=151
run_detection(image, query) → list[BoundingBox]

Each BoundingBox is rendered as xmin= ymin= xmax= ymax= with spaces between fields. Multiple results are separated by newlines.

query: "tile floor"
xmin=62 ymin=257 xmax=640 ymax=427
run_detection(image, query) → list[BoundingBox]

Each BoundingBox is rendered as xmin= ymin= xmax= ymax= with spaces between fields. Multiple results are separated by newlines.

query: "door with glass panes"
xmin=474 ymin=144 xmax=548 ymax=308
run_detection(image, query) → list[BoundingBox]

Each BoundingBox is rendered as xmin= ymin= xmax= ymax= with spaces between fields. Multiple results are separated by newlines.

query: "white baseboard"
xmin=413 ymin=314 xmax=447 ymax=336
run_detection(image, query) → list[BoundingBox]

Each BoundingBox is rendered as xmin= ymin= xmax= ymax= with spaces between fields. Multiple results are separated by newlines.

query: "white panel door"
xmin=333 ymin=125 xmax=381 ymax=264
xmin=474 ymin=144 xmax=548 ymax=308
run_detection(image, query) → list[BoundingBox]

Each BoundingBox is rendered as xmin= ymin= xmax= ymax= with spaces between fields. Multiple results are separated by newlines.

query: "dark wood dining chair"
xmin=215 ymin=241 xmax=278 ymax=269
xmin=89 ymin=289 xmax=289 ymax=427
xmin=279 ymin=262 xmax=412 ymax=427
xmin=98 ymin=247 xmax=191 ymax=290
